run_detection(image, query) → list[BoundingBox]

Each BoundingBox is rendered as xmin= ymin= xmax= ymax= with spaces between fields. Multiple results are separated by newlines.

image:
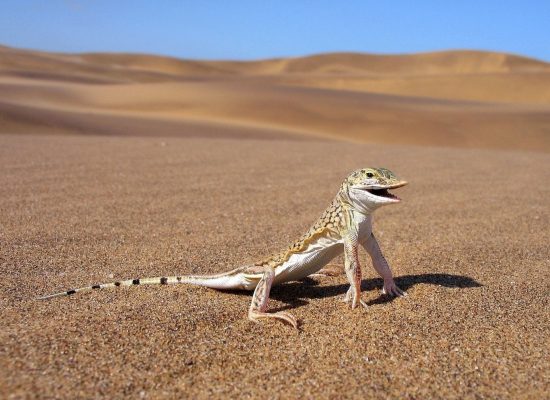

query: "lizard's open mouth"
xmin=364 ymin=181 xmax=407 ymax=201
xmin=366 ymin=188 xmax=400 ymax=201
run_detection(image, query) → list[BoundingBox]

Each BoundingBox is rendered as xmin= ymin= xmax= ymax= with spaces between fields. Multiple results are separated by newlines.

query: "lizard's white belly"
xmin=236 ymin=213 xmax=373 ymax=289
xmin=272 ymin=212 xmax=372 ymax=285
xmin=272 ymin=234 xmax=344 ymax=285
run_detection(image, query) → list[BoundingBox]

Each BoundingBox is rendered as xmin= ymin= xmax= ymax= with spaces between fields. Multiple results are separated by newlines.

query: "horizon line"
xmin=2 ymin=42 xmax=549 ymax=64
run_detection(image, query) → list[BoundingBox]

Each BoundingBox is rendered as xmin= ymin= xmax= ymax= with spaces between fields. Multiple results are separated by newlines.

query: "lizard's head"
xmin=345 ymin=167 xmax=407 ymax=207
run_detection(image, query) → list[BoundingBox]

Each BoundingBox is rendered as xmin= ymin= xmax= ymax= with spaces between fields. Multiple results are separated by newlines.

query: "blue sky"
xmin=1 ymin=1 xmax=549 ymax=61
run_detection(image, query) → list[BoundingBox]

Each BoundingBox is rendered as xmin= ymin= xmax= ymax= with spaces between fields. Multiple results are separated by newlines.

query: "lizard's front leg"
xmin=248 ymin=268 xmax=298 ymax=329
xmin=363 ymin=233 xmax=406 ymax=297
xmin=342 ymin=234 xmax=368 ymax=309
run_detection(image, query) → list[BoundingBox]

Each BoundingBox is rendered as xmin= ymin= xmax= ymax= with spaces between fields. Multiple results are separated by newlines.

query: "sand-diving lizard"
xmin=39 ymin=168 xmax=408 ymax=329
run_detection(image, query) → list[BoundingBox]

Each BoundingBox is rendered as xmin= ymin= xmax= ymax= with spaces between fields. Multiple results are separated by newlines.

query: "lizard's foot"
xmin=341 ymin=287 xmax=368 ymax=309
xmin=248 ymin=310 xmax=298 ymax=329
xmin=310 ymin=264 xmax=342 ymax=278
xmin=382 ymin=279 xmax=407 ymax=297
xmin=248 ymin=268 xmax=298 ymax=329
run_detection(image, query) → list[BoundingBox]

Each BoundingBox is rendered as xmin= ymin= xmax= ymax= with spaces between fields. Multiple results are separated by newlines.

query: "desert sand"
xmin=1 ymin=45 xmax=550 ymax=151
xmin=0 ymin=46 xmax=549 ymax=399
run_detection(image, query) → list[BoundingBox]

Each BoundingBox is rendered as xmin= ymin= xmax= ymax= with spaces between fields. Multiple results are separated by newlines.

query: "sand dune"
xmin=274 ymin=71 xmax=550 ymax=104
xmin=1 ymin=45 xmax=549 ymax=151
xmin=272 ymin=50 xmax=550 ymax=75
xmin=4 ymin=46 xmax=548 ymax=79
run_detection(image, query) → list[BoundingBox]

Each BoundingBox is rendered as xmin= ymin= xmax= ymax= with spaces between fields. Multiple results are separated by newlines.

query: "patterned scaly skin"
xmin=251 ymin=197 xmax=343 ymax=270
xmin=250 ymin=167 xmax=400 ymax=272
xmin=39 ymin=168 xmax=408 ymax=330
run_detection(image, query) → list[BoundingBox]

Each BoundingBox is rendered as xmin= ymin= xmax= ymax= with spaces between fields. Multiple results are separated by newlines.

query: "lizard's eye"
xmin=366 ymin=172 xmax=374 ymax=178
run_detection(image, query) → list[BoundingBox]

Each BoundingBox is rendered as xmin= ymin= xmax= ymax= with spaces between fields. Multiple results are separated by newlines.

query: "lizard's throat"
xmin=341 ymin=187 xmax=379 ymax=214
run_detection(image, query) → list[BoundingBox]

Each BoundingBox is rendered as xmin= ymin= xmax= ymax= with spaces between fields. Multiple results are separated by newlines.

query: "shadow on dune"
xmin=263 ymin=273 xmax=483 ymax=312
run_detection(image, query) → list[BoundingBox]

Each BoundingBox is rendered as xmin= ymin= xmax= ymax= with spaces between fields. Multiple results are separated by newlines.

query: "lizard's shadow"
xmin=234 ymin=273 xmax=482 ymax=312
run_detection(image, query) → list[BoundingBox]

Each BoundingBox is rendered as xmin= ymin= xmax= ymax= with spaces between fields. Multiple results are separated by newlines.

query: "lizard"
xmin=38 ymin=167 xmax=408 ymax=329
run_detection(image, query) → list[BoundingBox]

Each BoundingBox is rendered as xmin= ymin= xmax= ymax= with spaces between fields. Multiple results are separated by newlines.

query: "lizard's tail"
xmin=37 ymin=271 xmax=246 ymax=300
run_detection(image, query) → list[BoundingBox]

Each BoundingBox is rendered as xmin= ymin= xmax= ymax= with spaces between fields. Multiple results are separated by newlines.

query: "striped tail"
xmin=36 ymin=271 xmax=246 ymax=300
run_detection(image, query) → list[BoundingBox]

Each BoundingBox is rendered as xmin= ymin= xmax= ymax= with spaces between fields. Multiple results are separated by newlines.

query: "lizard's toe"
xmin=351 ymin=296 xmax=368 ymax=310
xmin=382 ymin=282 xmax=407 ymax=297
xmin=341 ymin=287 xmax=353 ymax=303
xmin=249 ymin=310 xmax=298 ymax=329
xmin=275 ymin=311 xmax=299 ymax=329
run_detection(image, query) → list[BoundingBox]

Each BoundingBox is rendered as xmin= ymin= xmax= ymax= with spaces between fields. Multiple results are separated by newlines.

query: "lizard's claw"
xmin=356 ymin=299 xmax=369 ymax=309
xmin=273 ymin=311 xmax=299 ymax=329
xmin=249 ymin=310 xmax=299 ymax=330
xmin=341 ymin=287 xmax=368 ymax=309
xmin=382 ymin=280 xmax=407 ymax=297
xmin=341 ymin=287 xmax=352 ymax=303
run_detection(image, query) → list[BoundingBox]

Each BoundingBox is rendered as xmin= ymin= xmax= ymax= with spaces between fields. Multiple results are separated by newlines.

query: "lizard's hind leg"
xmin=248 ymin=268 xmax=298 ymax=329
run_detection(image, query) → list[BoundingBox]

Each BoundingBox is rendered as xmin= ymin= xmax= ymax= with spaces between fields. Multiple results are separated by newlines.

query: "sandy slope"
xmin=1 ymin=45 xmax=549 ymax=151
xmin=0 ymin=134 xmax=548 ymax=399
xmin=275 ymin=71 xmax=550 ymax=104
